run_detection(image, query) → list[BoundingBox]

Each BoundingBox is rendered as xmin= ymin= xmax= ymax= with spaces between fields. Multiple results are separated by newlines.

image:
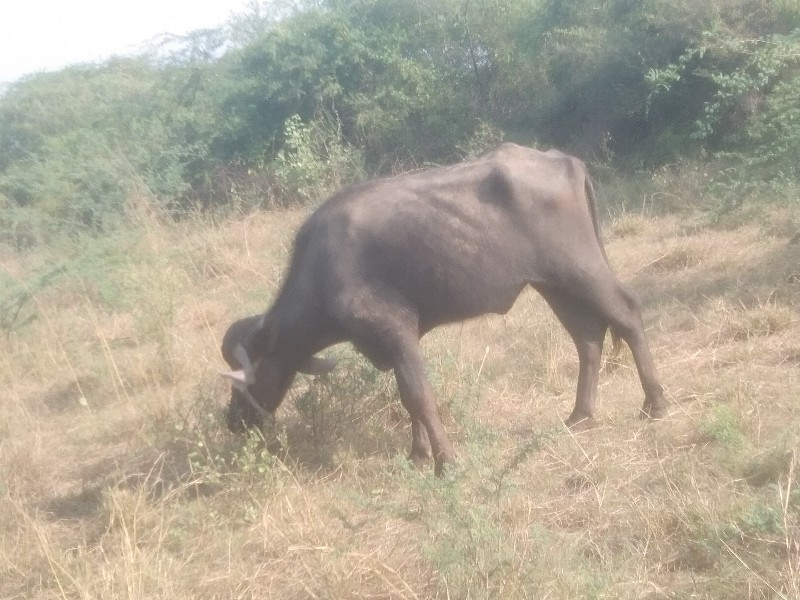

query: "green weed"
xmin=699 ymin=404 xmax=744 ymax=448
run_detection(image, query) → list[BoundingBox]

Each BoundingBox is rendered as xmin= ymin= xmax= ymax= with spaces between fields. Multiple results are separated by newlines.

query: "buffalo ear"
xmin=299 ymin=356 xmax=337 ymax=376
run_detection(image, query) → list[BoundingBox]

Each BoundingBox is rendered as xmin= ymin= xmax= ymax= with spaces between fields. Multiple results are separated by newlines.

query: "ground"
xmin=1 ymin=201 xmax=799 ymax=599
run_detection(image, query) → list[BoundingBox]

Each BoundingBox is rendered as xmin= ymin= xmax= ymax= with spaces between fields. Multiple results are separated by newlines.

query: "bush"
xmin=274 ymin=114 xmax=365 ymax=204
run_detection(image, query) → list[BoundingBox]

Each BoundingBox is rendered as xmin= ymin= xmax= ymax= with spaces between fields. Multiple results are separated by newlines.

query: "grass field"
xmin=2 ymin=195 xmax=800 ymax=598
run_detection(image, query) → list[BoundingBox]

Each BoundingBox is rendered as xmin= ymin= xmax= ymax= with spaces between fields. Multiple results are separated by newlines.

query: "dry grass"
xmin=2 ymin=200 xmax=800 ymax=599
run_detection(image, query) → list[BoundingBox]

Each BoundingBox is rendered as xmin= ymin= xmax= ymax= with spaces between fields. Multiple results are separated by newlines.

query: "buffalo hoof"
xmin=639 ymin=407 xmax=665 ymax=420
xmin=265 ymin=437 xmax=284 ymax=456
xmin=565 ymin=412 xmax=595 ymax=429
xmin=639 ymin=399 xmax=666 ymax=420
xmin=433 ymin=453 xmax=456 ymax=478
xmin=408 ymin=450 xmax=432 ymax=470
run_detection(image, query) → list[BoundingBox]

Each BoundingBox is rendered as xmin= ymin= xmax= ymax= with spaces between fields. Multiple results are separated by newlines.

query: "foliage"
xmin=699 ymin=404 xmax=744 ymax=448
xmin=2 ymin=0 xmax=800 ymax=244
xmin=0 ymin=59 xmax=222 ymax=232
xmin=273 ymin=114 xmax=365 ymax=204
xmin=645 ymin=15 xmax=800 ymax=204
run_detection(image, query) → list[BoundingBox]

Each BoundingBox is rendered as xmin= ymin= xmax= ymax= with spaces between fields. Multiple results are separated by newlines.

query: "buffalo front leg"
xmin=392 ymin=339 xmax=455 ymax=476
xmin=542 ymin=291 xmax=607 ymax=426
xmin=409 ymin=417 xmax=433 ymax=467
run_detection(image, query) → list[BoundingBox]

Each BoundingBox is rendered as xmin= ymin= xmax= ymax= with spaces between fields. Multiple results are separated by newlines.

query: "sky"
xmin=0 ymin=0 xmax=253 ymax=83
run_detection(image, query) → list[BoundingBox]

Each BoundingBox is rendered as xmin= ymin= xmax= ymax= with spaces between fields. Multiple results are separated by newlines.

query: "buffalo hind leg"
xmin=570 ymin=275 xmax=666 ymax=420
xmin=541 ymin=291 xmax=607 ymax=426
xmin=611 ymin=289 xmax=666 ymax=419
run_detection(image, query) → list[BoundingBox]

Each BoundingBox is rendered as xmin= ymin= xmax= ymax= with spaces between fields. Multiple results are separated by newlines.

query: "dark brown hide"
xmin=221 ymin=144 xmax=666 ymax=474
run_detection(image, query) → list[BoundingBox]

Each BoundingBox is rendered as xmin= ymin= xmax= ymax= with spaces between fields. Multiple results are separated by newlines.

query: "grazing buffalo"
xmin=221 ymin=143 xmax=666 ymax=474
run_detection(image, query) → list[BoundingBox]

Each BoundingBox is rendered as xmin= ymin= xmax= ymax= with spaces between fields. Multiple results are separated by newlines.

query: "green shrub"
xmin=699 ymin=404 xmax=744 ymax=448
xmin=274 ymin=114 xmax=365 ymax=204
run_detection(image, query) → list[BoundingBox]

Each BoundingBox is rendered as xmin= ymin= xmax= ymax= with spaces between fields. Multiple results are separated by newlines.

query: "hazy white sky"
xmin=0 ymin=0 xmax=252 ymax=83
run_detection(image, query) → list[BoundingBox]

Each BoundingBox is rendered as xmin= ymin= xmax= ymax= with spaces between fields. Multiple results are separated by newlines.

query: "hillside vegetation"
xmin=2 ymin=0 xmax=800 ymax=598
xmin=1 ymin=0 xmax=800 ymax=241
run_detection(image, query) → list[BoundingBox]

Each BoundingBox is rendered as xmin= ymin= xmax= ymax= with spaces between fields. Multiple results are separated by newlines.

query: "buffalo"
xmin=221 ymin=144 xmax=666 ymax=474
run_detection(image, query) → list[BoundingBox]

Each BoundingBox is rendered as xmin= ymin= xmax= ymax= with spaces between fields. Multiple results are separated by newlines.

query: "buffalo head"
xmin=220 ymin=315 xmax=336 ymax=432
